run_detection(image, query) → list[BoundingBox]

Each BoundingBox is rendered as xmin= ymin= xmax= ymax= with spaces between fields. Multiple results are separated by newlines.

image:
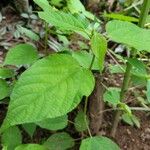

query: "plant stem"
xmin=84 ymin=55 xmax=95 ymax=137
xmin=138 ymin=0 xmax=150 ymax=28
xmin=45 ymin=22 xmax=49 ymax=55
xmin=111 ymin=0 xmax=150 ymax=137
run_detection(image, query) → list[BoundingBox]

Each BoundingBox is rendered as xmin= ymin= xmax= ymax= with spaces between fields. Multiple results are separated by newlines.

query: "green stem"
xmin=84 ymin=55 xmax=95 ymax=137
xmin=138 ymin=0 xmax=150 ymax=28
xmin=111 ymin=0 xmax=150 ymax=137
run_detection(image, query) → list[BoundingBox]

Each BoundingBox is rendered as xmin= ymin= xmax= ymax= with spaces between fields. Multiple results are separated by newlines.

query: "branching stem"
xmin=111 ymin=0 xmax=150 ymax=137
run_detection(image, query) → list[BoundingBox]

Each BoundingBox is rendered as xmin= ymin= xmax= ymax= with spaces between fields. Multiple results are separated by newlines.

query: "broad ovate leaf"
xmin=0 ymin=79 xmax=9 ymax=100
xmin=4 ymin=44 xmax=38 ymax=66
xmin=43 ymin=132 xmax=75 ymax=150
xmin=80 ymin=136 xmax=120 ymax=150
xmin=36 ymin=115 xmax=68 ymax=130
xmin=15 ymin=144 xmax=47 ymax=150
xmin=38 ymin=10 xmax=87 ymax=33
xmin=1 ymin=126 xmax=22 ymax=150
xmin=1 ymin=54 xmax=94 ymax=132
xmin=91 ymin=31 xmax=107 ymax=71
xmin=106 ymin=20 xmax=150 ymax=52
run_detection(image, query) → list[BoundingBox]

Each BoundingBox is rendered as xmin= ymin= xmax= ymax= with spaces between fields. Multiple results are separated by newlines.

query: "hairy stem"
xmin=111 ymin=0 xmax=150 ymax=137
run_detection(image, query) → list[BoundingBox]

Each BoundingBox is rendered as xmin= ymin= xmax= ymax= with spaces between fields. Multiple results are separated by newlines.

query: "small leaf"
xmin=72 ymin=51 xmax=100 ymax=70
xmin=1 ymin=126 xmax=22 ymax=150
xmin=0 ymin=79 xmax=9 ymax=100
xmin=131 ymin=115 xmax=140 ymax=128
xmin=147 ymin=80 xmax=150 ymax=103
xmin=80 ymin=136 xmax=120 ymax=150
xmin=22 ymin=123 xmax=36 ymax=138
xmin=0 ymin=68 xmax=14 ymax=79
xmin=4 ymin=44 xmax=38 ymax=66
xmin=33 ymin=0 xmax=52 ymax=11
xmin=122 ymin=113 xmax=134 ymax=126
xmin=1 ymin=54 xmax=94 ymax=132
xmin=91 ymin=31 xmax=107 ymax=71
xmin=104 ymin=13 xmax=138 ymax=22
xmin=106 ymin=20 xmax=150 ymax=52
xmin=104 ymin=88 xmax=120 ymax=106
xmin=128 ymin=58 xmax=148 ymax=78
xmin=74 ymin=110 xmax=88 ymax=132
xmin=109 ymin=64 xmax=125 ymax=74
xmin=36 ymin=115 xmax=68 ymax=130
xmin=43 ymin=132 xmax=75 ymax=150
xmin=15 ymin=144 xmax=47 ymax=150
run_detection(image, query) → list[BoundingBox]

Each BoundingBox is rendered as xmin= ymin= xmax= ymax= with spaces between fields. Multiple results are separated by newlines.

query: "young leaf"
xmin=104 ymin=87 xmax=120 ymax=106
xmin=0 ymin=68 xmax=14 ymax=79
xmin=106 ymin=20 xmax=150 ymax=52
xmin=74 ymin=110 xmax=88 ymax=132
xmin=0 ymin=79 xmax=9 ymax=100
xmin=67 ymin=0 xmax=85 ymax=14
xmin=38 ymin=10 xmax=87 ymax=33
xmin=91 ymin=31 xmax=107 ymax=71
xmin=22 ymin=123 xmax=36 ymax=138
xmin=33 ymin=0 xmax=52 ymax=11
xmin=15 ymin=144 xmax=47 ymax=150
xmin=1 ymin=126 xmax=22 ymax=150
xmin=36 ymin=115 xmax=68 ymax=130
xmin=43 ymin=132 xmax=75 ymax=150
xmin=122 ymin=113 xmax=134 ymax=126
xmin=128 ymin=58 xmax=148 ymax=78
xmin=72 ymin=51 xmax=100 ymax=70
xmin=147 ymin=80 xmax=150 ymax=103
xmin=1 ymin=54 xmax=94 ymax=132
xmin=104 ymin=13 xmax=138 ymax=22
xmin=4 ymin=44 xmax=38 ymax=66
xmin=80 ymin=136 xmax=120 ymax=150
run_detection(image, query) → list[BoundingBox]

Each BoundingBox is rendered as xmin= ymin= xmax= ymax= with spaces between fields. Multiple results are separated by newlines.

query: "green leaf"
xmin=4 ymin=44 xmax=38 ymax=66
xmin=43 ymin=132 xmax=75 ymax=150
xmin=74 ymin=110 xmax=88 ymax=132
xmin=38 ymin=10 xmax=87 ymax=33
xmin=1 ymin=126 xmax=22 ymax=150
xmin=72 ymin=51 xmax=100 ymax=70
xmin=122 ymin=113 xmax=134 ymax=126
xmin=17 ymin=26 xmax=39 ymax=41
xmin=106 ymin=20 xmax=150 ymax=52
xmin=104 ymin=88 xmax=120 ymax=106
xmin=36 ymin=115 xmax=68 ymax=130
xmin=33 ymin=0 xmax=52 ymax=11
xmin=0 ymin=68 xmax=14 ymax=79
xmin=108 ymin=64 xmax=125 ymax=74
xmin=0 ymin=79 xmax=9 ymax=100
xmin=147 ymin=80 xmax=150 ymax=103
xmin=1 ymin=54 xmax=94 ymax=132
xmin=22 ymin=123 xmax=36 ymax=138
xmin=80 ymin=136 xmax=120 ymax=150
xmin=15 ymin=144 xmax=47 ymax=150
xmin=122 ymin=113 xmax=140 ymax=128
xmin=128 ymin=58 xmax=148 ymax=78
xmin=91 ymin=31 xmax=107 ymax=71
xmin=104 ymin=13 xmax=138 ymax=22
xmin=67 ymin=0 xmax=85 ymax=14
